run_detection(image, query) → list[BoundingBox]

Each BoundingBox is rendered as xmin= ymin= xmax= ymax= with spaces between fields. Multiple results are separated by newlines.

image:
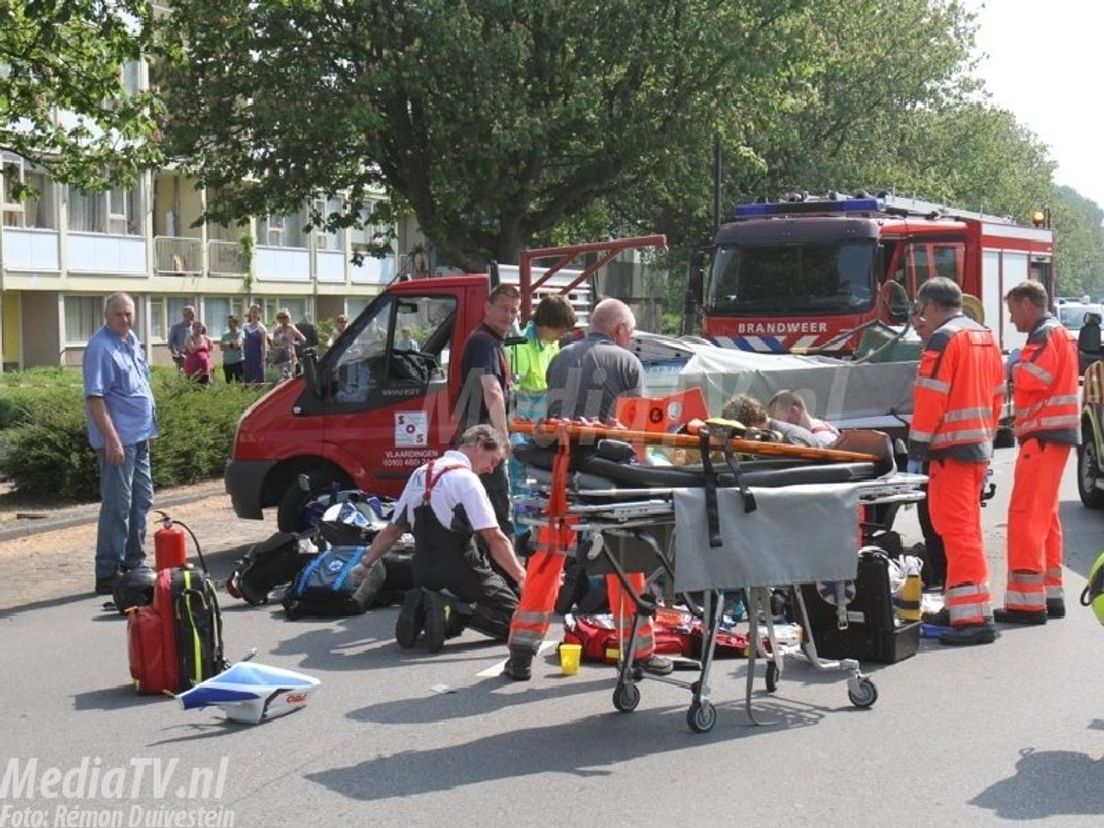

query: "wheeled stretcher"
xmin=513 ymin=421 xmax=926 ymax=733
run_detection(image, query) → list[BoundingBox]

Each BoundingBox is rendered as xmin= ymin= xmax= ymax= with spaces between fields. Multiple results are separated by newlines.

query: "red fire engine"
xmin=701 ymin=193 xmax=1055 ymax=355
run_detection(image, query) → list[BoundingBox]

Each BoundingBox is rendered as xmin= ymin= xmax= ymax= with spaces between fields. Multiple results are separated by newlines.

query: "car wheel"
xmin=276 ymin=466 xmax=349 ymax=532
xmin=1078 ymin=433 xmax=1104 ymax=509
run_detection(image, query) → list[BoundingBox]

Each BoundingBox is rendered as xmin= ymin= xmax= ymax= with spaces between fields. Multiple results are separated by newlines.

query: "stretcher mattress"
xmin=672 ymin=484 xmax=861 ymax=592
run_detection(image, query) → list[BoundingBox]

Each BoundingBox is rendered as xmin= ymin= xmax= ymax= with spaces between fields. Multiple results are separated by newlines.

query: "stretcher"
xmin=512 ymin=419 xmax=926 ymax=733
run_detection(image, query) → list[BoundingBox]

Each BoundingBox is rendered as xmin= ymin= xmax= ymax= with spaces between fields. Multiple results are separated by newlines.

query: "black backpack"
xmin=227 ymin=531 xmax=318 ymax=606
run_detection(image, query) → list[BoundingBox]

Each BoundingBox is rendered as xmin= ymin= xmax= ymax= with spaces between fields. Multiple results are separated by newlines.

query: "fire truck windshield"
xmin=709 ymin=239 xmax=877 ymax=316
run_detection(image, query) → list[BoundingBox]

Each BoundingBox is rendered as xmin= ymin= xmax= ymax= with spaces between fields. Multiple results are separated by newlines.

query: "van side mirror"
xmin=301 ymin=349 xmax=321 ymax=397
xmin=882 ymin=281 xmax=909 ymax=324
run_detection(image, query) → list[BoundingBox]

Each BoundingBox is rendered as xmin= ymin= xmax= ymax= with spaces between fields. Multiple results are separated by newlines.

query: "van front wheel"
xmin=276 ymin=467 xmax=349 ymax=532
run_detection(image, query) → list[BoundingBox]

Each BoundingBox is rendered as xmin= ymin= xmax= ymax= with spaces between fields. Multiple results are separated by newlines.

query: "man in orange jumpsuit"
xmin=911 ymin=278 xmax=1004 ymax=646
xmin=503 ymin=298 xmax=672 ymax=680
xmin=995 ymin=280 xmax=1079 ymax=624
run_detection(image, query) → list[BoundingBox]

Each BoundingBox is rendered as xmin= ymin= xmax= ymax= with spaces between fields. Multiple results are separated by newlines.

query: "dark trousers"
xmin=413 ymin=544 xmax=519 ymax=641
xmin=478 ymin=460 xmax=519 ymax=589
xmin=479 ymin=460 xmax=514 ymax=536
xmin=918 ymin=474 xmax=947 ymax=589
xmin=223 ymin=361 xmax=244 ymax=383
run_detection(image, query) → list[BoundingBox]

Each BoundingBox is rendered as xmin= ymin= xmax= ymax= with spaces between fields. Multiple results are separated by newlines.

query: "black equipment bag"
xmin=227 ymin=531 xmax=317 ymax=606
xmin=798 ymin=549 xmax=920 ymax=664
xmin=170 ymin=566 xmax=229 ymax=687
xmin=283 ymin=545 xmax=376 ymax=619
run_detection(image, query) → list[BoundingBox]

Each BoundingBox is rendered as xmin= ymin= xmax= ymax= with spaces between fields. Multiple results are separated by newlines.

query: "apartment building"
xmin=0 ymin=156 xmax=414 ymax=370
xmin=0 ymin=59 xmax=414 ymax=370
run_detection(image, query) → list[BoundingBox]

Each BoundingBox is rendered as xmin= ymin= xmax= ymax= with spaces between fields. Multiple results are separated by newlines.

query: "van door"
xmin=318 ymin=292 xmax=457 ymax=498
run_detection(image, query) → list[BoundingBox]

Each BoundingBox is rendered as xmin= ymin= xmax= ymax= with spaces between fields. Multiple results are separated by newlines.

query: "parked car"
xmin=1078 ymin=362 xmax=1104 ymax=508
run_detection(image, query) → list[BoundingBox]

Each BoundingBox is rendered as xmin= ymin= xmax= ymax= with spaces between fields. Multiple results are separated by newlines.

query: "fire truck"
xmin=698 ymin=193 xmax=1055 ymax=356
xmin=224 ymin=236 xmax=666 ymax=531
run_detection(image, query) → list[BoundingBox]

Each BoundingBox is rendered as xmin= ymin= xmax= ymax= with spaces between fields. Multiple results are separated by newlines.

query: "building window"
xmin=164 ymin=296 xmax=197 ymax=341
xmin=315 ymin=197 xmax=345 ymax=251
xmin=68 ymin=184 xmax=140 ymax=235
xmin=149 ymin=297 xmax=166 ymax=341
xmin=262 ymin=297 xmax=308 ymax=326
xmin=204 ymin=296 xmax=245 ymax=336
xmin=2 ymin=155 xmax=56 ymax=229
xmin=346 ymin=297 xmax=370 ymax=320
xmin=121 ymin=60 xmax=142 ymax=96
xmin=264 ymin=215 xmax=284 ymax=246
xmin=64 ymin=296 xmax=105 ymax=344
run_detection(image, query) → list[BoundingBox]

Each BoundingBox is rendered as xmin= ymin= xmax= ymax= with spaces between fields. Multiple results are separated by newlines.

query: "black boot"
xmin=395 ymin=589 xmax=426 ymax=648
xmin=94 ymin=570 xmax=120 ymax=596
xmin=422 ymin=590 xmax=447 ymax=653
xmin=938 ymin=621 xmax=998 ymax=646
xmin=992 ymin=607 xmax=1047 ymax=626
xmin=502 ymin=649 xmax=533 ymax=681
xmin=1046 ymin=598 xmax=1066 ymax=619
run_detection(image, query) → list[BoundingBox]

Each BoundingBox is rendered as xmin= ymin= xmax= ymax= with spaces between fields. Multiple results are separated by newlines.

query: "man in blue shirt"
xmin=84 ymin=293 xmax=159 ymax=594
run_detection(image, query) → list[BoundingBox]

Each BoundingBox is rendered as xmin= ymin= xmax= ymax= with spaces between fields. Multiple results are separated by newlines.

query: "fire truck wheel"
xmin=276 ymin=466 xmax=349 ymax=532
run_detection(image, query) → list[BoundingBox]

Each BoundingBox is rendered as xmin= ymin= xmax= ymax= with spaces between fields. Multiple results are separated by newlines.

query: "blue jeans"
xmin=95 ymin=441 xmax=154 ymax=578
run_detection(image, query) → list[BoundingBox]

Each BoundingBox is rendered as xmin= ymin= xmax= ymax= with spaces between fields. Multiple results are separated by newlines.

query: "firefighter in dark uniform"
xmin=358 ymin=425 xmax=527 ymax=651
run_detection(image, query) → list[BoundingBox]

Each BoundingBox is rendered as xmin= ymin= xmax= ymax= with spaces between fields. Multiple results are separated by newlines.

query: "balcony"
xmin=68 ymin=232 xmax=146 ymax=274
xmin=2 ymin=228 xmax=60 ymax=271
xmin=256 ymin=245 xmax=309 ymax=282
xmin=208 ymin=240 xmax=248 ymax=278
xmin=154 ymin=236 xmax=202 ymax=276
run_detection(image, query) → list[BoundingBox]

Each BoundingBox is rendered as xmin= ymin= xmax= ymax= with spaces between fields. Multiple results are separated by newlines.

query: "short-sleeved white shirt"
xmin=391 ymin=450 xmax=498 ymax=534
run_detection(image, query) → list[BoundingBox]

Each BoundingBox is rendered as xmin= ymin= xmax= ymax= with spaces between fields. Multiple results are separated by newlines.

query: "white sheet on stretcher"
xmin=673 ymin=483 xmax=860 ymax=592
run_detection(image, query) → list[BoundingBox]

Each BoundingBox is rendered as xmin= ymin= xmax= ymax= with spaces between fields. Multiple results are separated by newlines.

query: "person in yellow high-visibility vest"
xmin=508 ymin=295 xmax=577 ymax=418
xmin=506 ymin=296 xmax=577 ymax=541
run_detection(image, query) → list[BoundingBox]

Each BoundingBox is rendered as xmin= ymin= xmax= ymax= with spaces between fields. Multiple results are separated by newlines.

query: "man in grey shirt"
xmin=505 ymin=297 xmax=674 ymax=680
xmin=545 ymin=298 xmax=643 ymax=419
xmin=168 ymin=305 xmax=195 ymax=370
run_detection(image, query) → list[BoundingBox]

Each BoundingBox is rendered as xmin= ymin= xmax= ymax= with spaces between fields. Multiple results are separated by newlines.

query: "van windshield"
xmin=1059 ymin=303 xmax=1102 ymax=331
xmin=709 ymin=239 xmax=876 ymax=315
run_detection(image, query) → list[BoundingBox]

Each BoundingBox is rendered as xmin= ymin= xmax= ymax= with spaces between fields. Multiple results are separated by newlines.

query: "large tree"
xmin=1050 ymin=186 xmax=1104 ymax=299
xmin=0 ymin=0 xmax=163 ymax=193
xmin=158 ymin=0 xmax=806 ymax=269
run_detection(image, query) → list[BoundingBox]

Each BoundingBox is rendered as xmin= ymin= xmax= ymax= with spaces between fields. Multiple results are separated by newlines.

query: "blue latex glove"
xmin=1006 ymin=348 xmax=1021 ymax=381
xmin=906 ymin=459 xmax=923 ymax=475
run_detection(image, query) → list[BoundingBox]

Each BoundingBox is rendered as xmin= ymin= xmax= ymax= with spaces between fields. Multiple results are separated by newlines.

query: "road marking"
xmin=476 ymin=639 xmax=557 ymax=677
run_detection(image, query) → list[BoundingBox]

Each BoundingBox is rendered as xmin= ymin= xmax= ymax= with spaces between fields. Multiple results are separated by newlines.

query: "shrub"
xmin=0 ymin=369 xmax=267 ymax=500
xmin=0 ymin=393 xmax=97 ymax=500
xmin=150 ymin=372 xmax=267 ymax=489
xmin=0 ymin=370 xmax=84 ymax=429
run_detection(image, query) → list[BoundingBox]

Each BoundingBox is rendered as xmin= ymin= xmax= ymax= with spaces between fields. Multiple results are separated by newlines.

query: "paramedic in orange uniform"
xmin=910 ymin=278 xmax=1004 ymax=646
xmin=503 ymin=298 xmax=673 ymax=680
xmin=995 ymin=281 xmax=1079 ymax=624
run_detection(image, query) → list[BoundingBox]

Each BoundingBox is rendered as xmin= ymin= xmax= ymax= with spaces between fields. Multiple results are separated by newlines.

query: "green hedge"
xmin=0 ymin=368 xmax=268 ymax=501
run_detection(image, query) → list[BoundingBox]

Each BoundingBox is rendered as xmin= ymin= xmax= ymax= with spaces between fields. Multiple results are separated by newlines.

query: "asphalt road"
xmin=1 ymin=451 xmax=1103 ymax=828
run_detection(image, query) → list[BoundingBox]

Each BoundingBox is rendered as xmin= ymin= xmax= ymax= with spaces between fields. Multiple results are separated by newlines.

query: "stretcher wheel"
xmin=765 ymin=662 xmax=779 ymax=693
xmin=848 ymin=678 xmax=878 ymax=709
xmin=687 ymin=701 xmax=716 ymax=733
xmin=613 ymin=683 xmax=641 ymax=713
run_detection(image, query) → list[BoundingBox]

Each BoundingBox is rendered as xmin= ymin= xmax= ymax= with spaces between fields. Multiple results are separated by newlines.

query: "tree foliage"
xmin=0 ymin=0 xmax=163 ymax=193
xmin=157 ymin=0 xmax=807 ymax=268
xmin=1050 ymin=185 xmax=1104 ymax=299
xmin=158 ymin=0 xmax=1079 ymax=299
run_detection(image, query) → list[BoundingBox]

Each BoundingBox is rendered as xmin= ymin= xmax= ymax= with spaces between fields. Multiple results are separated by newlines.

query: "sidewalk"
xmin=0 ymin=479 xmax=277 ymax=612
xmin=0 ymin=478 xmax=229 ymax=542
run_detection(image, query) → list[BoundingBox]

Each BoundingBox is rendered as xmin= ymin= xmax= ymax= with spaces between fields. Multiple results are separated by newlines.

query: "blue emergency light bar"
xmin=733 ymin=196 xmax=884 ymax=218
